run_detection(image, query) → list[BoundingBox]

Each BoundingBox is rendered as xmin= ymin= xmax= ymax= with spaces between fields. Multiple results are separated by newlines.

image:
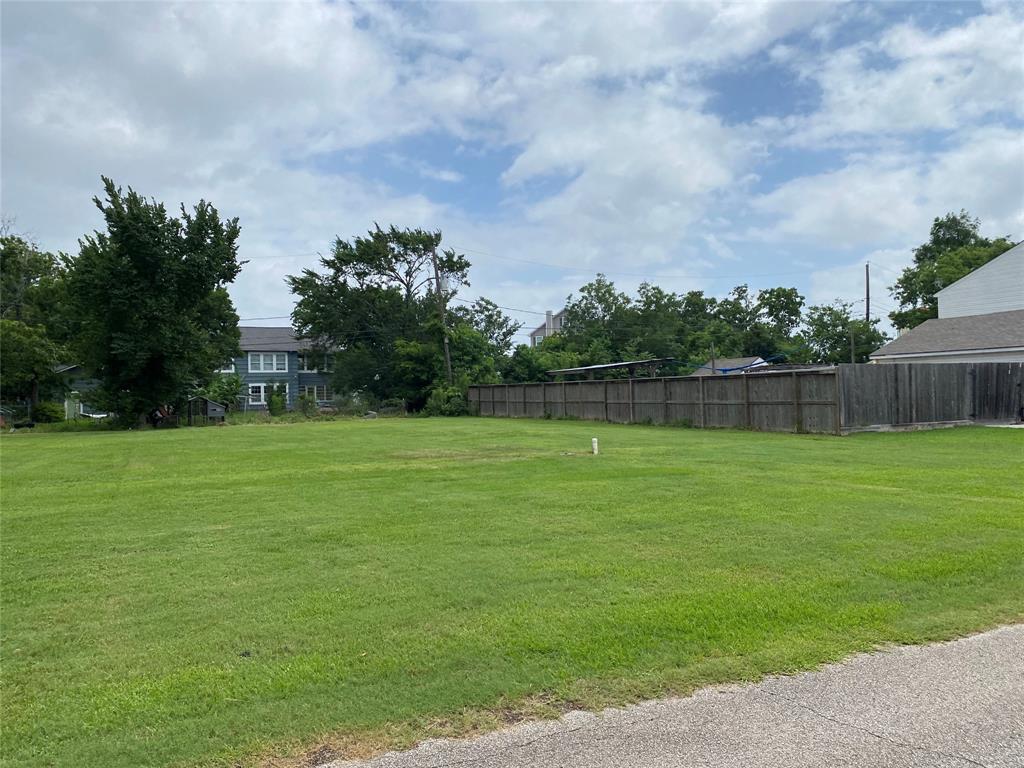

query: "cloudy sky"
xmin=3 ymin=1 xmax=1022 ymax=340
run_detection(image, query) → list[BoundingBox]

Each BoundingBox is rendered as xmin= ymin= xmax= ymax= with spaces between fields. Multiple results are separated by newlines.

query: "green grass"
xmin=2 ymin=420 xmax=1022 ymax=767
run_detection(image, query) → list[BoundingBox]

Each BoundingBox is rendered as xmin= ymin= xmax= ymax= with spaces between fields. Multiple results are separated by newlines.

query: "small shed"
xmin=186 ymin=396 xmax=226 ymax=426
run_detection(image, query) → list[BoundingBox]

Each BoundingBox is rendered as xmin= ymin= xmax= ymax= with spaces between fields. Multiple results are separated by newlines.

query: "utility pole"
xmin=865 ymin=262 xmax=871 ymax=323
xmin=849 ymin=326 xmax=856 ymax=364
xmin=431 ymin=247 xmax=454 ymax=385
xmin=710 ymin=341 xmax=717 ymax=374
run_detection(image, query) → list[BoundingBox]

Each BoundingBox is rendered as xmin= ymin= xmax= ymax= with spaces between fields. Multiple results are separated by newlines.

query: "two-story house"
xmin=530 ymin=309 xmax=565 ymax=347
xmin=870 ymin=242 xmax=1024 ymax=364
xmin=222 ymin=327 xmax=335 ymax=410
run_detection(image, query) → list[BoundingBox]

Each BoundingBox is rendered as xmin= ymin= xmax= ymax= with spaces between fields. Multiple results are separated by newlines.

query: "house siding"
xmin=936 ymin=243 xmax=1024 ymax=319
xmin=229 ymin=351 xmax=333 ymax=410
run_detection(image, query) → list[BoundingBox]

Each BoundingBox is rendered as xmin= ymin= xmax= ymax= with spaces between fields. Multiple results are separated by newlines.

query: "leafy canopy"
xmin=890 ymin=210 xmax=1014 ymax=329
xmin=65 ymin=177 xmax=242 ymax=422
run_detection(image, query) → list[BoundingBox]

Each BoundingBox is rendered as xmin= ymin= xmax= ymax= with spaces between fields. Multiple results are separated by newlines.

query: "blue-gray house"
xmin=226 ymin=327 xmax=334 ymax=410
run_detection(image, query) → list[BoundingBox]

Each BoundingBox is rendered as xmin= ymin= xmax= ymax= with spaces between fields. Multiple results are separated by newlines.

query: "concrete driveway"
xmin=326 ymin=625 xmax=1023 ymax=768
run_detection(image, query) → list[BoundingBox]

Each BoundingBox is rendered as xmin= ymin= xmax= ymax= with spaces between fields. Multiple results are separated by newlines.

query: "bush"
xmin=33 ymin=401 xmax=65 ymax=423
xmin=266 ymin=383 xmax=287 ymax=416
xmin=422 ymin=386 xmax=468 ymax=417
xmin=203 ymin=374 xmax=243 ymax=411
xmin=297 ymin=393 xmax=318 ymax=418
xmin=331 ymin=391 xmax=369 ymax=416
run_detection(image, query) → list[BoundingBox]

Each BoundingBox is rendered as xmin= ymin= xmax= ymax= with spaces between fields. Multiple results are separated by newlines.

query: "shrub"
xmin=422 ymin=386 xmax=467 ymax=417
xmin=203 ymin=374 xmax=243 ymax=411
xmin=297 ymin=393 xmax=318 ymax=418
xmin=33 ymin=401 xmax=65 ymax=423
xmin=331 ymin=391 xmax=370 ymax=416
xmin=266 ymin=383 xmax=287 ymax=416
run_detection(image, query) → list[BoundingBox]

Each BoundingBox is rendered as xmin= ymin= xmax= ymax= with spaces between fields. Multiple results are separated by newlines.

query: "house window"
xmin=533 ymin=335 xmax=543 ymax=346
xmin=216 ymin=361 xmax=236 ymax=373
xmin=300 ymin=384 xmax=333 ymax=402
xmin=249 ymin=383 xmax=289 ymax=405
xmin=248 ymin=384 xmax=266 ymax=405
xmin=248 ymin=352 xmax=288 ymax=372
xmin=298 ymin=352 xmax=333 ymax=372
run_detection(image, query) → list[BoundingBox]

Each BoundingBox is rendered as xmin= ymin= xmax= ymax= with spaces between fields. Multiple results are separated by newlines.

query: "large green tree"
xmin=795 ymin=301 xmax=888 ymax=364
xmin=0 ymin=234 xmax=71 ymax=410
xmin=1 ymin=235 xmax=68 ymax=331
xmin=890 ymin=211 xmax=1015 ymax=329
xmin=288 ymin=226 xmax=476 ymax=409
xmin=65 ymin=178 xmax=242 ymax=423
xmin=0 ymin=319 xmax=65 ymax=408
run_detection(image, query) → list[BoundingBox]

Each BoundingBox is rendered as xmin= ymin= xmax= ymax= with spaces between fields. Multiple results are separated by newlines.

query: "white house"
xmin=936 ymin=241 xmax=1024 ymax=318
xmin=871 ymin=242 xmax=1024 ymax=364
xmin=530 ymin=309 xmax=565 ymax=347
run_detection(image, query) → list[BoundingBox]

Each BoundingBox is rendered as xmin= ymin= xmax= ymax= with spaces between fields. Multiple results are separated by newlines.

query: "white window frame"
xmin=300 ymin=384 xmax=333 ymax=402
xmin=533 ymin=334 xmax=543 ymax=346
xmin=298 ymin=351 xmax=333 ymax=373
xmin=249 ymin=383 xmax=289 ymax=406
xmin=248 ymin=352 xmax=288 ymax=373
xmin=248 ymin=383 xmax=267 ymax=405
xmin=216 ymin=361 xmax=236 ymax=374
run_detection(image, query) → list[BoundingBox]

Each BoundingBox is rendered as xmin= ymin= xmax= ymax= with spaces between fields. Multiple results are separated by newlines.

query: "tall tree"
xmin=462 ymin=298 xmax=522 ymax=356
xmin=0 ymin=320 xmax=65 ymax=409
xmin=288 ymin=226 xmax=470 ymax=409
xmin=796 ymin=301 xmax=888 ymax=364
xmin=890 ymin=211 xmax=1014 ymax=329
xmin=0 ymin=235 xmax=67 ymax=330
xmin=65 ymin=177 xmax=242 ymax=423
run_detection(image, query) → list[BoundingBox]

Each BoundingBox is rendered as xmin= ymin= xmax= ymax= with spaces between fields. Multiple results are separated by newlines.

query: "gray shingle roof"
xmin=871 ymin=309 xmax=1024 ymax=358
xmin=239 ymin=326 xmax=313 ymax=351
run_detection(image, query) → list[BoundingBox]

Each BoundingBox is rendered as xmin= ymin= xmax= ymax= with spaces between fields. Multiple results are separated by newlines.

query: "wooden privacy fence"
xmin=468 ymin=362 xmax=1024 ymax=435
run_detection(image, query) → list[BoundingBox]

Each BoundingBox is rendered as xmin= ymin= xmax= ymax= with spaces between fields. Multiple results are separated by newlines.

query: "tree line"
xmin=1 ymin=177 xmax=1014 ymax=424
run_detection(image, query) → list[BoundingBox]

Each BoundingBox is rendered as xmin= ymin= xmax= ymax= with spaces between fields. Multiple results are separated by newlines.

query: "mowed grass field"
xmin=2 ymin=419 xmax=1023 ymax=767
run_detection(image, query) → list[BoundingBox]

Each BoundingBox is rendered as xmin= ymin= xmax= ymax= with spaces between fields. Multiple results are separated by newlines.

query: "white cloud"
xmin=751 ymin=127 xmax=1024 ymax=249
xmin=2 ymin=0 xmax=1022 ymax=328
xmin=788 ymin=6 xmax=1024 ymax=145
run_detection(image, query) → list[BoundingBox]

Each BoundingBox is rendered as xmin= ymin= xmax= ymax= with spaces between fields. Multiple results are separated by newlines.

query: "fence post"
xmin=699 ymin=376 xmax=706 ymax=428
xmin=744 ymin=374 xmax=751 ymax=428
xmin=562 ymin=381 xmax=567 ymax=417
xmin=604 ymin=380 xmax=609 ymax=422
xmin=522 ymin=384 xmax=527 ymax=417
xmin=832 ymin=369 xmax=842 ymax=435
xmin=792 ymin=372 xmax=802 ymax=433
xmin=662 ymin=377 xmax=669 ymax=424
xmin=628 ymin=377 xmax=634 ymax=424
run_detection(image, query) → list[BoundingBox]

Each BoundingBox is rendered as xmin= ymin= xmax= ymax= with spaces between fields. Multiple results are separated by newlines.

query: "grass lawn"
xmin=2 ymin=419 xmax=1022 ymax=767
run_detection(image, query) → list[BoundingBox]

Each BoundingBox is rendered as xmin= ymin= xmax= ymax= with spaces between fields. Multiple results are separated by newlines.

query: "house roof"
xmin=870 ymin=309 xmax=1024 ymax=358
xmin=239 ymin=326 xmax=314 ymax=351
xmin=689 ymin=356 xmax=766 ymax=376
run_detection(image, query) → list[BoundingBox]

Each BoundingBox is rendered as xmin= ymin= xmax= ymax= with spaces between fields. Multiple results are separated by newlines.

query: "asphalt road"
xmin=326 ymin=624 xmax=1024 ymax=768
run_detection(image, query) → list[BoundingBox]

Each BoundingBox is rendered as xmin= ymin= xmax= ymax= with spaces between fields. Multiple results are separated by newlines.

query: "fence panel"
xmin=468 ymin=362 xmax=1022 ymax=434
xmin=703 ymin=377 xmax=747 ymax=428
xmin=973 ymin=362 xmax=1024 ymax=421
xmin=748 ymin=374 xmax=796 ymax=432
xmin=666 ymin=378 xmax=702 ymax=425
xmin=523 ymin=384 xmax=545 ymax=418
xmin=633 ymin=379 xmax=666 ymax=424
xmin=798 ymin=372 xmax=839 ymax=433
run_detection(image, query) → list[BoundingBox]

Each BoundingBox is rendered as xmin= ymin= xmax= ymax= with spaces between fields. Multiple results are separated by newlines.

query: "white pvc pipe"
xmin=592 ymin=437 xmax=599 ymax=455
